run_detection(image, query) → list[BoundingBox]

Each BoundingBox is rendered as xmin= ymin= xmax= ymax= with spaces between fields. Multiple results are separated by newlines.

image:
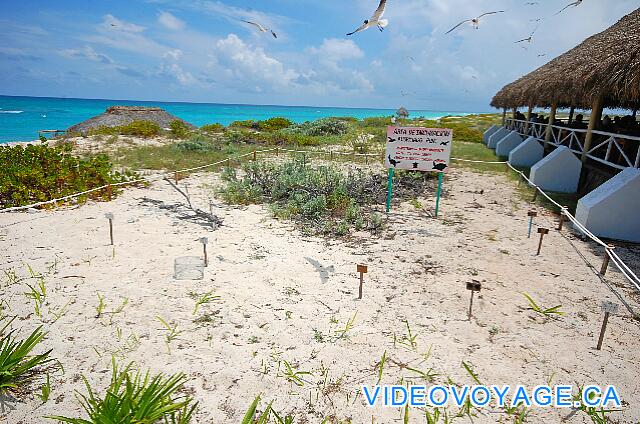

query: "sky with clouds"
xmin=0 ymin=0 xmax=637 ymax=111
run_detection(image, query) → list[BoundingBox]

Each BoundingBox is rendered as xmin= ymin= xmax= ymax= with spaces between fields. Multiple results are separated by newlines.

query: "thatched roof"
xmin=491 ymin=8 xmax=640 ymax=109
xmin=396 ymin=106 xmax=409 ymax=118
xmin=67 ymin=106 xmax=195 ymax=135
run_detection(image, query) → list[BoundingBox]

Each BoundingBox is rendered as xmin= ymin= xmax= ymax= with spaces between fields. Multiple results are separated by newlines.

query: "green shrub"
xmin=48 ymin=359 xmax=196 ymax=423
xmin=258 ymin=117 xmax=293 ymax=132
xmin=173 ymin=135 xmax=218 ymax=152
xmin=331 ymin=116 xmax=359 ymax=123
xmin=219 ymin=160 xmax=435 ymax=237
xmin=200 ymin=123 xmax=225 ymax=133
xmin=118 ymin=121 xmax=161 ymax=137
xmin=89 ymin=120 xmax=161 ymax=138
xmin=169 ymin=120 xmax=191 ymax=139
xmin=0 ymin=143 xmax=134 ymax=208
xmin=229 ymin=120 xmax=257 ymax=129
xmin=291 ymin=118 xmax=350 ymax=136
xmin=254 ymin=131 xmax=319 ymax=146
xmin=224 ymin=129 xmax=255 ymax=144
xmin=441 ymin=122 xmax=483 ymax=143
xmin=361 ymin=116 xmax=393 ymax=128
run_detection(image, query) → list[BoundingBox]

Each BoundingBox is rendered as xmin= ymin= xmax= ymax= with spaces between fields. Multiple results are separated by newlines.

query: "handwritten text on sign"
xmin=385 ymin=126 xmax=453 ymax=172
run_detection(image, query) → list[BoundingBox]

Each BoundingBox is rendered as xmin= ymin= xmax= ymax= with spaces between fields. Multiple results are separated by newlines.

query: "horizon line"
xmin=0 ymin=94 xmax=486 ymax=115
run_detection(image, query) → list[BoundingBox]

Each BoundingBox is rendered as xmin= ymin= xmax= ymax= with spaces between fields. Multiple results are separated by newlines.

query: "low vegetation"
xmin=169 ymin=120 xmax=192 ymax=139
xmin=0 ymin=319 xmax=54 ymax=396
xmin=0 ymin=143 xmax=134 ymax=208
xmin=49 ymin=359 xmax=197 ymax=423
xmin=88 ymin=120 xmax=161 ymax=138
xmin=218 ymin=158 xmax=436 ymax=237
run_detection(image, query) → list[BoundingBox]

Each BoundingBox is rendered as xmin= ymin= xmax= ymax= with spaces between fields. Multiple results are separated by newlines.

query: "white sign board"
xmin=385 ymin=126 xmax=453 ymax=172
xmin=601 ymin=301 xmax=619 ymax=314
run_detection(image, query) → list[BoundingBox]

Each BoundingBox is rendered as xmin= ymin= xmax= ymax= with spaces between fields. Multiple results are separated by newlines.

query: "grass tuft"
xmin=48 ymin=358 xmax=196 ymax=423
xmin=0 ymin=322 xmax=53 ymax=395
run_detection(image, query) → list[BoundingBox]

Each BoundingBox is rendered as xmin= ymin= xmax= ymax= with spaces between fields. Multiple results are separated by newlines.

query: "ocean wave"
xmin=0 ymin=110 xmax=24 ymax=114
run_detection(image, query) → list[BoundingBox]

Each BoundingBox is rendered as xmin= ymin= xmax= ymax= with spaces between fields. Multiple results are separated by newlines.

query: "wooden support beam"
xmin=524 ymin=104 xmax=533 ymax=134
xmin=502 ymin=108 xmax=507 ymax=126
xmin=544 ymin=104 xmax=557 ymax=148
xmin=568 ymin=106 xmax=575 ymax=124
xmin=582 ymin=96 xmax=604 ymax=162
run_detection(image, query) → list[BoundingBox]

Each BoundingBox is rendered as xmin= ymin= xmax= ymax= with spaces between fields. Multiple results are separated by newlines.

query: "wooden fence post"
xmin=600 ymin=245 xmax=615 ymax=275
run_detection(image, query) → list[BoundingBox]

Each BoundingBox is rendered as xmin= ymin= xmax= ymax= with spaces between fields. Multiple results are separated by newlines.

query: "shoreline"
xmin=0 ymin=112 xmax=488 ymax=145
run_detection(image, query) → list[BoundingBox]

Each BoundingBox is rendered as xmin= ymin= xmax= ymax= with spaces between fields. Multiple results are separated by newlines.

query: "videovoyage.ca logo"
xmin=361 ymin=384 xmax=621 ymax=409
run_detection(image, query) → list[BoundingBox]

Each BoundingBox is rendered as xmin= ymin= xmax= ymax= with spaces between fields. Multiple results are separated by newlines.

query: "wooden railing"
xmin=505 ymin=118 xmax=640 ymax=170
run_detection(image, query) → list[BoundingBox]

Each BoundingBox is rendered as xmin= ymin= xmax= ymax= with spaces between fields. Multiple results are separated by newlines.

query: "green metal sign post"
xmin=435 ymin=172 xmax=444 ymax=217
xmin=386 ymin=167 xmax=395 ymax=213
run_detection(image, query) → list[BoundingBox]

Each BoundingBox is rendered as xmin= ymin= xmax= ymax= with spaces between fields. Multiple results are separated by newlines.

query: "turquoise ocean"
xmin=0 ymin=95 xmax=479 ymax=143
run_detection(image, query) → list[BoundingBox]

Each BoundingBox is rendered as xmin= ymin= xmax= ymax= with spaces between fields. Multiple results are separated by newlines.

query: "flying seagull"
xmin=242 ymin=20 xmax=277 ymax=38
xmin=347 ymin=0 xmax=388 ymax=36
xmin=515 ymin=25 xmax=538 ymax=43
xmin=445 ymin=11 xmax=505 ymax=34
xmin=555 ymin=0 xmax=583 ymax=15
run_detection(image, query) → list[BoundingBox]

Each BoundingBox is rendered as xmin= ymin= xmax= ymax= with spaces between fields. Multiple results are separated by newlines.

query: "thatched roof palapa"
xmin=491 ymin=8 xmax=640 ymax=110
xmin=67 ymin=106 xmax=195 ymax=135
xmin=396 ymin=107 xmax=409 ymax=118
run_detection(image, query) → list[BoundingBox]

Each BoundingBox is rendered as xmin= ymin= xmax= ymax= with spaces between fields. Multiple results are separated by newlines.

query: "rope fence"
xmin=1 ymin=145 xmax=639 ymax=296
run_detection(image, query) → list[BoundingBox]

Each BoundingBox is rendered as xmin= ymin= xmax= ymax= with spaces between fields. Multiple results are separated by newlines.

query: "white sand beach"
xmin=2 ymin=163 xmax=640 ymax=423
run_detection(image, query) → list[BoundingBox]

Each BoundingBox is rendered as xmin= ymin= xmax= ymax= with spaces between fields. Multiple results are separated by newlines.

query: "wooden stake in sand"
xmin=209 ymin=200 xmax=216 ymax=229
xmin=597 ymin=301 xmax=618 ymax=350
xmin=466 ymin=280 xmax=482 ymax=320
xmin=527 ymin=210 xmax=537 ymax=238
xmin=600 ymin=245 xmax=615 ymax=276
xmin=357 ymin=264 xmax=368 ymax=299
xmin=174 ymin=171 xmax=179 ymax=185
xmin=253 ymin=149 xmax=257 ymax=161
xmin=557 ymin=207 xmax=568 ymax=231
xmin=200 ymin=237 xmax=209 ymax=267
xmin=105 ymin=213 xmax=114 ymax=246
xmin=536 ymin=228 xmax=549 ymax=255
xmin=106 ymin=184 xmax=113 ymax=201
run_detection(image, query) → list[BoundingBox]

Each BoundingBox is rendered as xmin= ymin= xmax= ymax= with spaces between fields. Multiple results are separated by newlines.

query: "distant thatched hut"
xmin=396 ymin=107 xmax=409 ymax=119
xmin=67 ymin=106 xmax=195 ymax=135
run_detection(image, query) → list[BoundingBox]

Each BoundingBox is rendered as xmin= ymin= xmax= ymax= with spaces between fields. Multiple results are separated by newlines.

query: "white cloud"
xmin=213 ymin=34 xmax=299 ymax=89
xmin=159 ymin=63 xmax=196 ymax=85
xmin=308 ymin=39 xmax=364 ymax=63
xmin=101 ymin=14 xmax=145 ymax=33
xmin=163 ymin=49 xmax=183 ymax=60
xmin=86 ymin=15 xmax=168 ymax=57
xmin=60 ymin=45 xmax=113 ymax=64
xmin=149 ymin=0 xmax=288 ymax=35
xmin=158 ymin=11 xmax=185 ymax=31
